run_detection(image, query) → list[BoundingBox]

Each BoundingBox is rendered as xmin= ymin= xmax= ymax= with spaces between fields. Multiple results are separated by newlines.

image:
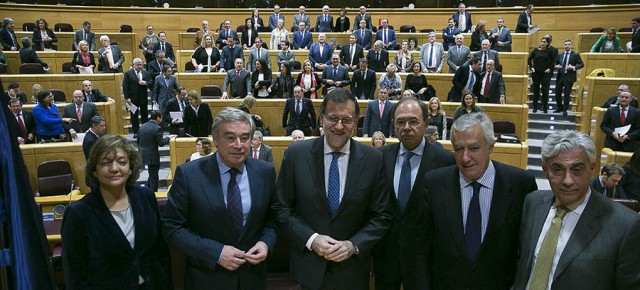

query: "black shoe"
xmin=563 ymin=110 xmax=568 ymax=116
xmin=543 ymin=108 xmax=548 ymax=113
xmin=554 ymin=108 xmax=563 ymax=113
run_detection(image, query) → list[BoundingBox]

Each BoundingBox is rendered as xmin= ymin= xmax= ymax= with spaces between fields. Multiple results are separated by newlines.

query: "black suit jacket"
xmin=82 ymin=129 xmax=99 ymax=160
xmin=366 ymin=49 xmax=389 ymax=72
xmin=516 ymin=11 xmax=531 ymax=33
xmin=163 ymin=96 xmax=186 ymax=135
xmin=282 ymin=97 xmax=316 ymax=135
xmin=590 ymin=176 xmax=626 ymax=198
xmin=373 ymin=141 xmax=454 ymax=290
xmin=418 ymin=162 xmax=537 ymax=290
xmin=0 ymin=28 xmax=19 ymax=50
xmin=449 ymin=64 xmax=480 ymax=102
xmin=123 ymin=69 xmax=150 ymax=105
xmin=62 ymin=186 xmax=172 ymax=289
xmin=452 ymin=12 xmax=473 ymax=33
xmin=600 ymin=106 xmax=640 ymax=152
xmin=273 ymin=137 xmax=393 ymax=289
xmin=153 ymin=41 xmax=175 ymax=63
xmin=83 ymin=89 xmax=109 ymax=103
xmin=146 ymin=59 xmax=172 ymax=88
xmin=163 ymin=155 xmax=277 ymax=289
xmin=477 ymin=70 xmax=505 ymax=104
xmin=350 ymin=68 xmax=377 ymax=100
xmin=339 ymin=43 xmax=365 ymax=69
xmin=11 ymin=110 xmax=36 ymax=143
xmin=220 ymin=45 xmax=244 ymax=71
xmin=19 ymin=48 xmax=48 ymax=68
xmin=183 ymin=102 xmax=212 ymax=137
xmin=513 ymin=190 xmax=640 ymax=290
xmin=137 ymin=120 xmax=169 ymax=165
xmin=71 ymin=51 xmax=96 ymax=73
xmin=555 ymin=50 xmax=583 ymax=83
xmin=32 ymin=28 xmax=58 ymax=50
xmin=62 ymin=102 xmax=99 ymax=133
xmin=241 ymin=27 xmax=259 ymax=48
xmin=632 ymin=29 xmax=640 ymax=52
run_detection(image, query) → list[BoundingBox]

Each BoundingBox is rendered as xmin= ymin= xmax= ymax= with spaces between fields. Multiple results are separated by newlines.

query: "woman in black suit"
xmin=270 ymin=62 xmax=294 ymax=99
xmin=71 ymin=40 xmax=95 ymax=73
xmin=528 ymin=36 xmax=555 ymax=113
xmin=251 ymin=58 xmax=272 ymax=98
xmin=296 ymin=60 xmax=322 ymax=99
xmin=62 ymin=134 xmax=172 ymax=290
xmin=242 ymin=18 xmax=259 ymax=49
xmin=31 ymin=18 xmax=58 ymax=50
xmin=470 ymin=20 xmax=490 ymax=51
xmin=333 ymin=8 xmax=351 ymax=32
xmin=183 ymin=90 xmax=213 ymax=137
xmin=250 ymin=9 xmax=267 ymax=32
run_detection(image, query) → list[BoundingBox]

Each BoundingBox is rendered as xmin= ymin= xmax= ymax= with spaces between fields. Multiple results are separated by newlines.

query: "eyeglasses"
xmin=395 ymin=119 xmax=421 ymax=128
xmin=324 ymin=115 xmax=355 ymax=125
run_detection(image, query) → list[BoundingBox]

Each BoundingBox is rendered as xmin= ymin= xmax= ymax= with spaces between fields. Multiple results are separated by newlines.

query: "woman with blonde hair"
xmin=371 ymin=131 xmax=387 ymax=148
xmin=270 ymin=18 xmax=289 ymax=50
xmin=71 ymin=40 xmax=95 ymax=74
xmin=470 ymin=20 xmax=489 ymax=51
xmin=296 ymin=59 xmax=321 ymax=98
xmin=590 ymin=28 xmax=624 ymax=52
xmin=428 ymin=97 xmax=447 ymax=140
xmin=190 ymin=35 xmax=220 ymax=72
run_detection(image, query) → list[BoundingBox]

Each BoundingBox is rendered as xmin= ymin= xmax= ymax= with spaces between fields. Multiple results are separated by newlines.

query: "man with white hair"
xmin=309 ymin=33 xmax=333 ymax=72
xmin=291 ymin=130 xmax=305 ymax=142
xmin=473 ymin=39 xmax=500 ymax=74
xmin=366 ymin=40 xmax=389 ymax=72
xmin=353 ymin=6 xmax=373 ymax=31
xmin=447 ymin=34 xmax=471 ymax=73
xmin=97 ymin=35 xmax=124 ymax=73
xmin=122 ymin=57 xmax=150 ymax=137
xmin=315 ymin=5 xmax=334 ymax=32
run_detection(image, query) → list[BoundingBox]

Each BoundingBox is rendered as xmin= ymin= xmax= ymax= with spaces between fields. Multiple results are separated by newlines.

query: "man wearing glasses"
xmin=600 ymin=84 xmax=638 ymax=109
xmin=274 ymin=88 xmax=392 ymax=290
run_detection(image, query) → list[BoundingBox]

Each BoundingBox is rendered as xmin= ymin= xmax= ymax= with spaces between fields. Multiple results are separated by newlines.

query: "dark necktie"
xmin=397 ymin=151 xmax=415 ymax=212
xmin=161 ymin=43 xmax=165 ymax=52
xmin=227 ymin=168 xmax=243 ymax=237
xmin=235 ymin=70 xmax=239 ymax=81
xmin=483 ymin=72 xmax=491 ymax=96
xmin=621 ymin=107 xmax=627 ymax=124
xmin=86 ymin=93 xmax=92 ymax=102
xmin=333 ymin=67 xmax=338 ymax=78
xmin=328 ymin=152 xmax=341 ymax=216
xmin=428 ymin=44 xmax=434 ymax=67
xmin=483 ymin=52 xmax=488 ymax=72
xmin=465 ymin=181 xmax=482 ymax=263
xmin=377 ymin=52 xmax=380 ymax=61
xmin=16 ymin=113 xmax=27 ymax=139
xmin=296 ymin=100 xmax=301 ymax=114
xmin=561 ymin=52 xmax=569 ymax=73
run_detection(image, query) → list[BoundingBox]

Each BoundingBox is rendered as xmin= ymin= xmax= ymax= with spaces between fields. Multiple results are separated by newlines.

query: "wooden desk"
xmin=575 ymin=32 xmax=633 ymax=53
xmin=576 ymin=53 xmax=640 ymax=108
xmin=4 ymin=50 xmax=133 ymax=75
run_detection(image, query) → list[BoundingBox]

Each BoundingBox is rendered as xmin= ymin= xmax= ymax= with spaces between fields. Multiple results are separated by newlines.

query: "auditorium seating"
xmin=577 ymin=76 xmax=640 ymax=133
xmin=4 ymin=50 xmax=133 ymax=74
xmin=36 ymin=160 xmax=77 ymax=197
xmin=575 ymin=32 xmax=633 ymax=53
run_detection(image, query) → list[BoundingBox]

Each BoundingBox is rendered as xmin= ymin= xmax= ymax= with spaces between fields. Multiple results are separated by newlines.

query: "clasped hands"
xmin=311 ymin=234 xmax=356 ymax=262
xmin=613 ymin=132 xmax=629 ymax=143
xmin=217 ymin=241 xmax=268 ymax=271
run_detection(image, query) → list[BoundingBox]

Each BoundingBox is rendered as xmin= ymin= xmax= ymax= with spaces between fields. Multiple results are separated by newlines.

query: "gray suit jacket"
xmin=247 ymin=47 xmax=271 ymax=72
xmin=277 ymin=50 xmax=295 ymax=68
xmin=447 ymin=45 xmax=471 ymax=73
xmin=255 ymin=144 xmax=273 ymax=162
xmin=73 ymin=29 xmax=95 ymax=51
xmin=489 ymin=27 xmax=512 ymax=52
xmin=151 ymin=74 xmax=179 ymax=112
xmin=137 ymin=120 xmax=169 ymax=165
xmin=513 ymin=190 xmax=640 ymax=290
xmin=419 ymin=42 xmax=445 ymax=71
xmin=97 ymin=45 xmax=124 ymax=73
xmin=353 ymin=13 xmax=373 ymax=30
xmin=292 ymin=14 xmax=311 ymax=30
xmin=222 ymin=69 xmax=252 ymax=98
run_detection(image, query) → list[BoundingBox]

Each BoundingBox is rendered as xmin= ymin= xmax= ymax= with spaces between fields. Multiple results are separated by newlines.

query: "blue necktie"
xmin=227 ymin=168 xmax=243 ymax=237
xmin=428 ymin=44 xmax=434 ymax=67
xmin=328 ymin=152 xmax=341 ymax=216
xmin=397 ymin=151 xmax=415 ymax=212
xmin=465 ymin=181 xmax=482 ymax=263
xmin=333 ymin=67 xmax=338 ymax=78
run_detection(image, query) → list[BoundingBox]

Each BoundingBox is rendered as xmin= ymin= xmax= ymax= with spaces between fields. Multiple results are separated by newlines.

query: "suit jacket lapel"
xmin=200 ymin=155 xmax=239 ymax=238
xmin=441 ymin=168 xmax=466 ymax=259
xmin=308 ymin=138 xmax=332 ymax=216
xmin=340 ymin=140 xmax=365 ymax=216
xmin=554 ymin=193 xmax=604 ymax=279
xmin=524 ymin=191 xmax=554 ymax=276
xmin=241 ymin=160 xmax=263 ymax=240
xmin=90 ymin=191 xmax=134 ymax=253
xmin=478 ymin=163 xmax=513 ymax=257
xmin=129 ymin=190 xmax=149 ymax=255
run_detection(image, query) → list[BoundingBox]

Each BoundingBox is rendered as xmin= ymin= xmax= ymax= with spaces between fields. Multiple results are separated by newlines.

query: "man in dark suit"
xmin=473 ymin=40 xmax=500 ymax=74
xmin=216 ymin=19 xmax=239 ymax=50
xmin=376 ymin=19 xmax=397 ymax=50
xmin=147 ymin=50 xmax=172 ymax=89
xmin=97 ymin=35 xmax=124 ymax=73
xmin=273 ymin=88 xmax=392 ymax=290
xmin=246 ymin=38 xmax=271 ymax=72
xmin=123 ymin=58 xmax=150 ymax=136
xmin=153 ymin=31 xmax=175 ymax=66
xmin=363 ymin=88 xmax=394 ymax=138
xmin=249 ymin=131 xmax=273 ymax=163
xmin=417 ymin=112 xmax=537 ymax=290
xmin=320 ymin=53 xmax=351 ymax=95
xmin=489 ymin=18 xmax=512 ymax=52
xmin=152 ymin=65 xmax=180 ymax=114
xmin=6 ymin=82 xmax=27 ymax=104
xmin=448 ymin=57 xmax=481 ymax=102
xmin=269 ymin=4 xmax=285 ymax=31
xmin=0 ymin=17 xmax=19 ymax=51
xmin=19 ymin=38 xmax=49 ymax=70
xmin=222 ymin=58 xmax=252 ymax=99
xmin=62 ymin=90 xmax=100 ymax=138
xmin=513 ymin=130 xmax=640 ymax=290
xmin=282 ymin=86 xmax=316 ymax=136
xmin=477 ymin=60 xmax=505 ymax=104
xmin=367 ymin=40 xmax=390 ymax=73
xmin=137 ymin=110 xmax=171 ymax=192
xmin=73 ymin=21 xmax=95 ymax=51
xmin=600 ymin=84 xmax=639 ymax=108
xmin=600 ymin=91 xmax=640 ymax=152
xmin=309 ymin=33 xmax=333 ymax=72
xmin=220 ymin=37 xmax=244 ymax=72
xmin=351 ymin=58 xmax=377 ymax=100
xmin=591 ymin=163 xmax=627 ymax=198
xmin=292 ymin=22 xmax=312 ymax=50
xmin=82 ymin=115 xmax=106 ymax=161
xmin=373 ymin=97 xmax=455 ymax=290
xmin=340 ymin=34 xmax=364 ymax=72
xmin=353 ymin=6 xmax=372 ymax=31
xmin=81 ymin=80 xmax=113 ymax=103
xmin=9 ymin=97 xmax=35 ymax=144
xmin=163 ymin=87 xmax=187 ymax=135
xmin=355 ymin=19 xmax=374 ymax=50
xmin=554 ymin=39 xmax=583 ymax=115
xmin=631 ymin=17 xmax=640 ymax=52
xmin=452 ymin=2 xmax=473 ymax=33
xmin=442 ymin=18 xmax=462 ymax=51
xmin=164 ymin=107 xmax=277 ymax=289
xmin=315 ymin=5 xmax=334 ymax=32
xmin=293 ymin=6 xmax=311 ymax=32
xmin=516 ymin=4 xmax=534 ymax=33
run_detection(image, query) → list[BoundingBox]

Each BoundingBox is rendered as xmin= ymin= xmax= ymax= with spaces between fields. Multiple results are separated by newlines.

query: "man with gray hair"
xmin=417 ymin=112 xmax=537 ymax=289
xmin=600 ymin=84 xmax=638 ymax=108
xmin=82 ymin=115 xmax=106 ymax=160
xmin=426 ymin=125 xmax=443 ymax=148
xmin=366 ymin=40 xmax=389 ymax=73
xmin=0 ymin=17 xmax=19 ymax=51
xmin=419 ymin=32 xmax=445 ymax=74
xmin=513 ymin=130 xmax=640 ymax=289
xmin=164 ymin=107 xmax=277 ymax=288
xmin=591 ymin=163 xmax=626 ymax=198
xmin=291 ymin=129 xmax=305 ymax=142
xmin=97 ymin=35 xmax=124 ymax=73
xmin=473 ymin=39 xmax=500 ymax=74
xmin=123 ymin=57 xmax=150 ymax=136
xmin=250 ymin=130 xmax=273 ymax=163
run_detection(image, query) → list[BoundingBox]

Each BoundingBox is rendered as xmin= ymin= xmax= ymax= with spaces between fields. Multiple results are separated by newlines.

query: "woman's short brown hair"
xmin=85 ymin=134 xmax=141 ymax=188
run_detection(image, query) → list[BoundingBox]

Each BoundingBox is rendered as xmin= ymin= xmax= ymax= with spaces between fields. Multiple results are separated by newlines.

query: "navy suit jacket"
xmin=350 ymin=68 xmax=377 ymax=100
xmin=269 ymin=14 xmax=285 ymax=31
xmin=282 ymin=97 xmax=316 ymax=135
xmin=320 ymin=65 xmax=350 ymax=94
xmin=215 ymin=29 xmax=239 ymax=49
xmin=308 ymin=42 xmax=333 ymax=69
xmin=0 ymin=28 xmax=20 ymax=50
xmin=315 ymin=14 xmax=334 ymax=32
xmin=516 ymin=11 xmax=531 ymax=33
xmin=363 ymin=99 xmax=394 ymax=137
xmin=590 ymin=177 xmax=627 ymax=198
xmin=600 ymin=106 xmax=640 ymax=152
xmin=153 ymin=41 xmax=175 ymax=63
xmin=164 ymin=155 xmax=277 ymax=289
xmin=376 ymin=28 xmax=397 ymax=49
xmin=442 ymin=26 xmax=462 ymax=49
xmin=220 ymin=45 xmax=244 ymax=71
xmin=452 ymin=12 xmax=473 ymax=33
xmin=355 ymin=29 xmax=373 ymax=50
xmin=555 ymin=50 xmax=584 ymax=83
xmin=62 ymin=186 xmax=172 ymax=289
xmin=137 ymin=120 xmax=170 ymax=165
xmin=292 ymin=30 xmax=312 ymax=49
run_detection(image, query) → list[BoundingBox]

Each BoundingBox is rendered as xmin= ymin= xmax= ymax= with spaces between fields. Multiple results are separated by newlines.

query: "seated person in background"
xmin=329 ymin=38 xmax=340 ymax=51
xmin=147 ymin=50 xmax=172 ymax=88
xmin=453 ymin=90 xmax=483 ymax=121
xmin=600 ymin=90 xmax=640 ymax=152
xmin=378 ymin=64 xmax=403 ymax=100
xmin=371 ymin=130 xmax=386 ymax=148
xmin=62 ymin=90 xmax=100 ymax=140
xmin=153 ymin=31 xmax=175 ymax=67
xmin=71 ymin=40 xmax=95 ymax=74
xmin=32 ymin=18 xmax=57 ymax=50
xmin=222 ymin=58 xmax=252 ymax=99
xmin=6 ymin=82 xmax=27 ymax=104
xmin=81 ymin=80 xmax=113 ymax=103
xmin=425 ymin=125 xmax=443 ymax=148
xmin=408 ymin=37 xmax=420 ymax=51
xmin=601 ymin=84 xmax=638 ymax=108
xmin=591 ymin=28 xmax=624 ymax=53
xmin=163 ymin=86 xmax=188 ymax=135
xmin=9 ymin=97 xmax=36 ymax=144
xmin=291 ymin=129 xmax=305 ymax=142
xmin=592 ymin=163 xmax=627 ymax=198
xmin=97 ymin=35 xmax=124 ymax=73
xmin=32 ymin=89 xmax=75 ymax=142
xmin=189 ymin=137 xmax=213 ymax=161
xmin=19 ymin=37 xmax=49 ymax=70
xmin=250 ymin=130 xmax=273 ymax=162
